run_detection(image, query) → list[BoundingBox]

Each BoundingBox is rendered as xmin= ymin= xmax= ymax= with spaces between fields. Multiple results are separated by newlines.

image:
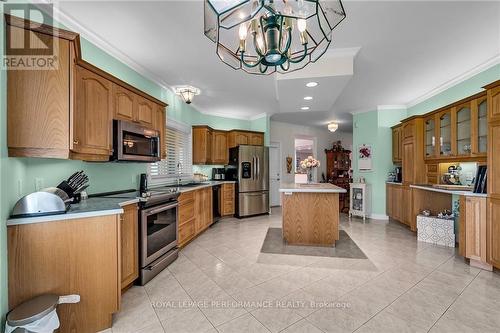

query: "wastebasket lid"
xmin=7 ymin=294 xmax=59 ymax=326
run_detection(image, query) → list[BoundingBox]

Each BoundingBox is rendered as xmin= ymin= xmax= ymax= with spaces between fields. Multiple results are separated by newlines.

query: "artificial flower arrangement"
xmin=300 ymin=156 xmax=320 ymax=170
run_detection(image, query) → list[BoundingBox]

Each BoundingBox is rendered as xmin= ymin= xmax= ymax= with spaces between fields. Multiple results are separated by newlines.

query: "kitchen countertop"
xmin=279 ymin=183 xmax=347 ymax=193
xmin=7 ymin=197 xmax=140 ymax=226
xmin=7 ymin=181 xmax=237 ymax=226
xmin=410 ymin=184 xmax=487 ymax=198
xmin=386 ymin=181 xmax=403 ymax=185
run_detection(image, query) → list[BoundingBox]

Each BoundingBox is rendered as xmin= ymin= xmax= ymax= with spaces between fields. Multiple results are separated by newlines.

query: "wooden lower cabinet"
xmin=8 ymin=215 xmax=121 ymax=333
xmin=402 ymin=186 xmax=413 ymax=229
xmin=221 ymin=183 xmax=235 ymax=216
xmin=386 ymin=184 xmax=403 ymax=223
xmin=487 ymin=197 xmax=500 ymax=268
xmin=178 ymin=188 xmax=213 ymax=247
xmin=120 ymin=204 xmax=139 ymax=291
xmin=195 ymin=187 xmax=213 ymax=233
xmin=462 ymin=197 xmax=489 ymax=266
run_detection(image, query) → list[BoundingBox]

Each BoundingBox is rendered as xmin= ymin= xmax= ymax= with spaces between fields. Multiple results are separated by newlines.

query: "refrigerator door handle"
xmin=252 ymin=156 xmax=256 ymax=180
xmin=256 ymin=155 xmax=260 ymax=180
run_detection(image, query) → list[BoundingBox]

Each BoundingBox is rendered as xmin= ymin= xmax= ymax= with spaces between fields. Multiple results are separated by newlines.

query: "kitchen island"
xmin=279 ymin=183 xmax=347 ymax=246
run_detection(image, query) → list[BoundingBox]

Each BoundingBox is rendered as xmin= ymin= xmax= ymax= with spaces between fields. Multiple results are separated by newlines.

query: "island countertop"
xmin=279 ymin=183 xmax=347 ymax=193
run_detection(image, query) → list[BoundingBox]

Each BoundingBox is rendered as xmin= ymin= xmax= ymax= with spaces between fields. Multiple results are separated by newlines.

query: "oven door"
xmin=140 ymin=202 xmax=178 ymax=266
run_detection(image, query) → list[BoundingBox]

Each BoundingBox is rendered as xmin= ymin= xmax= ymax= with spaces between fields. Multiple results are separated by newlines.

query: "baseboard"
xmin=368 ymin=214 xmax=389 ymax=220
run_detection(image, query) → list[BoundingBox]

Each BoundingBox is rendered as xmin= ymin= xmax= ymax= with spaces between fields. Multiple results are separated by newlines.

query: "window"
xmin=148 ymin=119 xmax=192 ymax=184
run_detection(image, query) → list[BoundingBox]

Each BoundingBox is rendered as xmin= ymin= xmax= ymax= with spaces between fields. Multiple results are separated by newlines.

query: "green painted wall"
xmin=408 ymin=64 xmax=500 ymax=117
xmin=352 ymin=109 xmax=407 ymax=217
xmin=0 ymin=9 xmax=268 ymax=324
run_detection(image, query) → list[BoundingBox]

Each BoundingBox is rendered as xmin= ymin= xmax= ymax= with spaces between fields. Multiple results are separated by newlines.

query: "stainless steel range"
xmin=138 ymin=187 xmax=180 ymax=285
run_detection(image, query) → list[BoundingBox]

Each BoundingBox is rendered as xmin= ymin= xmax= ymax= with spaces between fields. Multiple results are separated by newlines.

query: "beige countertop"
xmin=410 ymin=184 xmax=487 ymax=198
xmin=386 ymin=181 xmax=403 ymax=185
xmin=279 ymin=183 xmax=347 ymax=193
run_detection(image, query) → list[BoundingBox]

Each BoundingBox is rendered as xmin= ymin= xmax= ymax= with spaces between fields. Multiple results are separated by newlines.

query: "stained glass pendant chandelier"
xmin=204 ymin=0 xmax=346 ymax=75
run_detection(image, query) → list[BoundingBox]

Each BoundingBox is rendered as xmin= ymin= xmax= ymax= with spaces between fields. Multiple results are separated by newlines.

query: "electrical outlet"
xmin=35 ymin=178 xmax=44 ymax=191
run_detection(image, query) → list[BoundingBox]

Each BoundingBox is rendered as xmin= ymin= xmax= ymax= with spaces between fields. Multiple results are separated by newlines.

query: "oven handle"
xmin=143 ymin=202 xmax=178 ymax=215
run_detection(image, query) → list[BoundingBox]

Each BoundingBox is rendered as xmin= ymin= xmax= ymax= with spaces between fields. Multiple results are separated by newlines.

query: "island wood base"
xmin=282 ymin=192 xmax=339 ymax=246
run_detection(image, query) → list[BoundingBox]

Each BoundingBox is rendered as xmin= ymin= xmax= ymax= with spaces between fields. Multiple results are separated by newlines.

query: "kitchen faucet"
xmin=177 ymin=162 xmax=182 ymax=187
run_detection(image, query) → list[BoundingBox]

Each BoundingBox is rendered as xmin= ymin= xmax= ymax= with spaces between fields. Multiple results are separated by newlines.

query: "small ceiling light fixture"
xmin=303 ymin=96 xmax=313 ymax=100
xmin=301 ymin=106 xmax=310 ymax=111
xmin=204 ymin=0 xmax=346 ymax=75
xmin=328 ymin=122 xmax=339 ymax=132
xmin=175 ymin=86 xmax=200 ymax=104
xmin=306 ymin=82 xmax=318 ymax=88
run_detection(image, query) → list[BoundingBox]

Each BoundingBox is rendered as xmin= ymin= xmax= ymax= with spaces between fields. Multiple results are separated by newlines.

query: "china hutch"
xmin=325 ymin=143 xmax=351 ymax=212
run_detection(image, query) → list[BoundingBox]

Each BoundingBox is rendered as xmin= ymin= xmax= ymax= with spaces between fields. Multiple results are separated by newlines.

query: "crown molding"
xmin=249 ymin=112 xmax=268 ymax=121
xmin=46 ymin=1 xmax=172 ymax=93
xmin=377 ymin=105 xmax=407 ymax=111
xmin=407 ymin=54 xmax=500 ymax=108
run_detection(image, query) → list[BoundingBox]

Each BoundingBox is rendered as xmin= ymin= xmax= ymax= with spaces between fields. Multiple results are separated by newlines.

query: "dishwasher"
xmin=212 ymin=184 xmax=221 ymax=223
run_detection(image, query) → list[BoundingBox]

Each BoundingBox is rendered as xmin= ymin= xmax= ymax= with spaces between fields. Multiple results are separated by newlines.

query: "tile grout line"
xmin=164 ymin=256 xmax=220 ymax=332
xmin=425 ymin=266 xmax=482 ymax=332
xmin=351 ymin=253 xmax=457 ymax=332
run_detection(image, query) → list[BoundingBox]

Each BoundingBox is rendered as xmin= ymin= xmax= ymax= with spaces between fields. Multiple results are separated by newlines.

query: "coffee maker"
xmin=395 ymin=167 xmax=402 ymax=183
xmin=212 ymin=168 xmax=225 ymax=180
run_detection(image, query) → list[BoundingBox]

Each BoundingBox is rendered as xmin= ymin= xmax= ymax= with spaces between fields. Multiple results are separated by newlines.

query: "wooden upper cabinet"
xmin=155 ymin=105 xmax=167 ymax=160
xmin=488 ymin=81 xmax=500 ymax=121
xmin=391 ymin=126 xmax=402 ymax=163
xmin=113 ymin=84 xmax=136 ymax=121
xmin=192 ymin=126 xmax=212 ymax=164
xmin=212 ymin=130 xmax=228 ymax=164
xmin=227 ymin=130 xmax=264 ymax=148
xmin=424 ymin=115 xmax=437 ymax=159
xmin=455 ymin=102 xmax=472 ymax=156
xmin=72 ymin=66 xmax=113 ymax=159
xmin=194 ymin=127 xmax=264 ymax=165
xmin=7 ymin=26 xmax=72 ymax=158
xmin=137 ymin=96 xmax=155 ymax=127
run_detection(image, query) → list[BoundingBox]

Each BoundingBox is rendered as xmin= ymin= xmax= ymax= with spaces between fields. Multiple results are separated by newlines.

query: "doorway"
xmin=294 ymin=137 xmax=315 ymax=183
xmin=269 ymin=141 xmax=281 ymax=207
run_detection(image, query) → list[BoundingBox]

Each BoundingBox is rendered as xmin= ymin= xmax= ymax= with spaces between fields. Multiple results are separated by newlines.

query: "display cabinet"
xmin=455 ymin=102 xmax=472 ymax=156
xmin=349 ymin=183 xmax=370 ymax=221
xmin=438 ymin=109 xmax=452 ymax=156
xmin=425 ymin=115 xmax=436 ymax=158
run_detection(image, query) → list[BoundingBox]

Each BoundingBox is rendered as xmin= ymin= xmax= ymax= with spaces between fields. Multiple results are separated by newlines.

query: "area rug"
xmin=260 ymin=228 xmax=367 ymax=259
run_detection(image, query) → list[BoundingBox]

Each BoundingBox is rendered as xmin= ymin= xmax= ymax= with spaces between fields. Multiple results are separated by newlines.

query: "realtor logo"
xmin=3 ymin=3 xmax=59 ymax=70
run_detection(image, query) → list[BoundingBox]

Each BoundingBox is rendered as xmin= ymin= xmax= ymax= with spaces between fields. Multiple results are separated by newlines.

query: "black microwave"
xmin=113 ymin=120 xmax=161 ymax=162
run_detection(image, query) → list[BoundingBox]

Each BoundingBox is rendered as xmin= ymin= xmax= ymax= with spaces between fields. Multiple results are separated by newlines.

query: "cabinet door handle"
xmin=73 ymin=139 xmax=79 ymax=145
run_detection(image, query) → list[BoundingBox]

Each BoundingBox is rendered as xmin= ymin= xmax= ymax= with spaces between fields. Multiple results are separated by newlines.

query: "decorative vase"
xmin=307 ymin=169 xmax=313 ymax=184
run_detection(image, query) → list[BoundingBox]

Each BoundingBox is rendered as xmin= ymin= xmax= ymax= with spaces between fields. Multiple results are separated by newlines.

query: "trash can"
xmin=5 ymin=294 xmax=80 ymax=333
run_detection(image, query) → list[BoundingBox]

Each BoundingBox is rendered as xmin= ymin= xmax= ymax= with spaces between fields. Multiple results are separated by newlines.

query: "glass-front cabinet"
xmin=422 ymin=94 xmax=487 ymax=161
xmin=475 ymin=97 xmax=488 ymax=155
xmin=438 ymin=109 xmax=452 ymax=156
xmin=456 ymin=102 xmax=471 ymax=156
xmin=425 ymin=115 xmax=436 ymax=158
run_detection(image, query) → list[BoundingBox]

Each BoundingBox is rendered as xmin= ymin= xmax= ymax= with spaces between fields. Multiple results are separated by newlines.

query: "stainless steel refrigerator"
xmin=228 ymin=145 xmax=269 ymax=217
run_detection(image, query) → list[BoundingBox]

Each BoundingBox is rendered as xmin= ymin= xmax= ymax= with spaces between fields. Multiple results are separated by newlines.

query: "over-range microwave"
xmin=113 ymin=120 xmax=161 ymax=162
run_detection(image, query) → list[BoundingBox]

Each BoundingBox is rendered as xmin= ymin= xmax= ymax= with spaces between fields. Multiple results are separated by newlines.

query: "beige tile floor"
xmin=104 ymin=208 xmax=500 ymax=333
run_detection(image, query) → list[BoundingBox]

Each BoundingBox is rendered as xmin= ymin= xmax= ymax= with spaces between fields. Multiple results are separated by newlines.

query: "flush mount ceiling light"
xmin=328 ymin=122 xmax=338 ymax=132
xmin=306 ymin=81 xmax=318 ymax=87
xmin=301 ymin=106 xmax=310 ymax=110
xmin=175 ymin=86 xmax=200 ymax=104
xmin=303 ymin=96 xmax=313 ymax=100
xmin=204 ymin=0 xmax=346 ymax=75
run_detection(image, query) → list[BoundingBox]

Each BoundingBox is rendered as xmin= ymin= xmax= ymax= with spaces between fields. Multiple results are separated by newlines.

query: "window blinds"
xmin=148 ymin=119 xmax=192 ymax=184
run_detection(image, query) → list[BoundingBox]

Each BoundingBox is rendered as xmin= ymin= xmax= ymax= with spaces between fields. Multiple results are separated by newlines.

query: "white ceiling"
xmin=55 ymin=1 xmax=500 ymax=132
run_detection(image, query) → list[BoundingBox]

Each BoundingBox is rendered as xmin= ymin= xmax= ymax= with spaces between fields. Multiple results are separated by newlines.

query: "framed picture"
xmin=358 ymin=144 xmax=372 ymax=171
